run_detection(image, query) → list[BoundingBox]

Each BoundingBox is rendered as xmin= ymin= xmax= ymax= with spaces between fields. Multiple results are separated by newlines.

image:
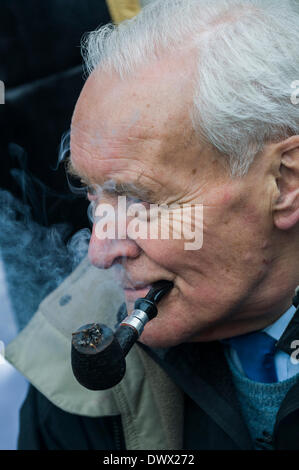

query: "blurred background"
xmin=0 ymin=0 xmax=147 ymax=449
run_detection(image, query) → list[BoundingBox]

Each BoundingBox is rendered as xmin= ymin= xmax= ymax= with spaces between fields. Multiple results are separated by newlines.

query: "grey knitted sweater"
xmin=225 ymin=349 xmax=299 ymax=449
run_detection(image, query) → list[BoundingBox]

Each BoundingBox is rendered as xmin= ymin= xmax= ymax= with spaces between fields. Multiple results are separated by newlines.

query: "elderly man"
xmin=7 ymin=0 xmax=299 ymax=450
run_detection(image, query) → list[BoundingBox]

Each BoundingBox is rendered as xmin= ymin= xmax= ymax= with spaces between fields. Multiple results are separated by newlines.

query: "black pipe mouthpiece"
xmin=71 ymin=280 xmax=173 ymax=390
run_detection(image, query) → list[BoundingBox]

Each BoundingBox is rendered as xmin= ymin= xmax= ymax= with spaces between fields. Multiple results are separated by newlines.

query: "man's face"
xmin=70 ymin=57 xmax=282 ymax=348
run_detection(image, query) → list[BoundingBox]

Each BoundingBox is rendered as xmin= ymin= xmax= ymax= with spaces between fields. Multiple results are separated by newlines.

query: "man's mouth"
xmin=123 ymin=284 xmax=153 ymax=300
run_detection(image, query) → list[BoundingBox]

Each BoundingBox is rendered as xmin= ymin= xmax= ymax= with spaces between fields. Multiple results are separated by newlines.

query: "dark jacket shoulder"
xmin=18 ymin=384 xmax=125 ymax=450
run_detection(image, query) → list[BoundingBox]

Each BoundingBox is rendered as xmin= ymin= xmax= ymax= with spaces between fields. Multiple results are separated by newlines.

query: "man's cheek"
xmin=139 ymin=238 xmax=185 ymax=271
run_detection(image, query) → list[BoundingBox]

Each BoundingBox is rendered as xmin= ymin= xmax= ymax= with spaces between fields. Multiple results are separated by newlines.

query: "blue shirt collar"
xmin=263 ymin=304 xmax=297 ymax=341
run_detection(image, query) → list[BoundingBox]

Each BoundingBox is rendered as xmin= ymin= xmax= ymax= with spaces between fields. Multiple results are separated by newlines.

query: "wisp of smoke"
xmin=0 ymin=188 xmax=90 ymax=332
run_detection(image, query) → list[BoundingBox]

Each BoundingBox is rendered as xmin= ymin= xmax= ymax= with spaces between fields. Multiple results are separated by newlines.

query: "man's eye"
xmin=87 ymin=185 xmax=102 ymax=201
xmin=141 ymin=201 xmax=151 ymax=210
xmin=126 ymin=199 xmax=151 ymax=223
xmin=127 ymin=198 xmax=150 ymax=209
xmin=87 ymin=186 xmax=97 ymax=196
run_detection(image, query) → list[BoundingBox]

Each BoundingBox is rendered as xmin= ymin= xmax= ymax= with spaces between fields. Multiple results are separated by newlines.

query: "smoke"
xmin=0 ymin=142 xmax=91 ymax=332
xmin=0 ymin=136 xmax=151 ymax=334
xmin=0 ymin=188 xmax=90 ymax=331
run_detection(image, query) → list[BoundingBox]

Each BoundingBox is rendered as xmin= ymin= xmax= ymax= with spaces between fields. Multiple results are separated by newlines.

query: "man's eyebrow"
xmin=66 ymin=155 xmax=156 ymax=201
xmin=104 ymin=182 xmax=156 ymax=201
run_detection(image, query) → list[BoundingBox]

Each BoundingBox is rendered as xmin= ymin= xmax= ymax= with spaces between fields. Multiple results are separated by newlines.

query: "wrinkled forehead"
xmin=71 ymin=71 xmax=158 ymax=163
xmin=71 ymin=56 xmax=195 ymax=141
xmin=70 ymin=117 xmax=159 ymax=191
xmin=71 ymin=69 xmax=195 ymax=181
xmin=68 ymin=54 xmax=210 ymax=207
xmin=70 ymin=105 xmax=161 ymax=199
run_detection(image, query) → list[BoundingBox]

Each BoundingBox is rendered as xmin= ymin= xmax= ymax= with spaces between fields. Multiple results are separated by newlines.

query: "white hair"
xmin=82 ymin=0 xmax=299 ymax=176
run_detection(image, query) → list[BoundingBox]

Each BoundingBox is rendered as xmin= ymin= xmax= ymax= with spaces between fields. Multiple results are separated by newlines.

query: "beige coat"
xmin=6 ymin=258 xmax=184 ymax=450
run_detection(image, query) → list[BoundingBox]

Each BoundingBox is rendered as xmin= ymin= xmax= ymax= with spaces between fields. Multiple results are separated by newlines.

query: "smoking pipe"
xmin=71 ymin=280 xmax=173 ymax=390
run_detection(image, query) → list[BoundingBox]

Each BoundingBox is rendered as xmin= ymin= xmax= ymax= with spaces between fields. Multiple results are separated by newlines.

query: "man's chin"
xmin=138 ymin=332 xmax=175 ymax=349
xmin=138 ymin=319 xmax=187 ymax=349
xmin=137 ymin=311 xmax=218 ymax=348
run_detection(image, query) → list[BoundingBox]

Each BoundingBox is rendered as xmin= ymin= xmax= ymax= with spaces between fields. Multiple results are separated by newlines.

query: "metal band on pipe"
xmin=120 ymin=309 xmax=149 ymax=335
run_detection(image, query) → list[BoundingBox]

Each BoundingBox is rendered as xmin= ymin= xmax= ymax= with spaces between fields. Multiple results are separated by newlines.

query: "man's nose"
xmin=88 ymin=224 xmax=141 ymax=269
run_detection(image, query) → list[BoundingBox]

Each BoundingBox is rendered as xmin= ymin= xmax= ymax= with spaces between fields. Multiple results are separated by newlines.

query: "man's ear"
xmin=273 ymin=136 xmax=299 ymax=231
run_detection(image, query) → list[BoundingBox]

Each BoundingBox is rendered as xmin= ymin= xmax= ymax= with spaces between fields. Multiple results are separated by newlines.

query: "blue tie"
xmin=226 ymin=331 xmax=278 ymax=383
